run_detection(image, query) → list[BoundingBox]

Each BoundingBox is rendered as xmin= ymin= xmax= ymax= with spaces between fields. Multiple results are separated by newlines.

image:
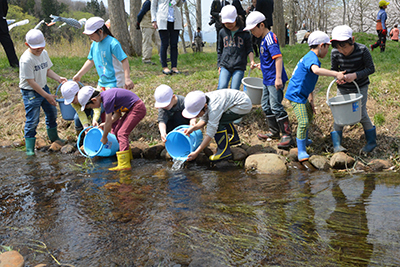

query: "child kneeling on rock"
xmin=19 ymin=29 xmax=68 ymax=156
xmin=182 ymin=89 xmax=252 ymax=162
xmin=285 ymin=31 xmax=345 ymax=162
xmin=78 ymin=86 xmax=146 ymax=171
xmin=154 ymin=84 xmax=196 ymax=142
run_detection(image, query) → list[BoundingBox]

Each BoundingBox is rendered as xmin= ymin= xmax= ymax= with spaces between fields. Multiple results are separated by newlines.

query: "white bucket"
xmin=326 ymin=79 xmax=363 ymax=126
xmin=241 ymin=77 xmax=263 ymax=105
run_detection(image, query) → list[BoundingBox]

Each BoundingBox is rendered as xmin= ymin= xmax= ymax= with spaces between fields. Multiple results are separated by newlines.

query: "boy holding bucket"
xmin=244 ymin=11 xmax=294 ymax=149
xmin=78 ymin=86 xmax=147 ymax=171
xmin=19 ymin=29 xmax=68 ymax=156
xmin=330 ymin=25 xmax=377 ymax=153
xmin=154 ymin=84 xmax=196 ymax=142
xmin=182 ymin=89 xmax=252 ymax=162
xmin=60 ymin=81 xmax=102 ymax=136
xmin=285 ymin=31 xmax=345 ymax=162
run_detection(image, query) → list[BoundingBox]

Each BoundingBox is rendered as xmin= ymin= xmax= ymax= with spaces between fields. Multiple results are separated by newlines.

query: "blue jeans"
xmin=217 ymin=67 xmax=244 ymax=90
xmin=261 ymin=84 xmax=288 ymax=119
xmin=159 ymin=21 xmax=179 ymax=68
xmin=21 ymin=85 xmax=57 ymax=138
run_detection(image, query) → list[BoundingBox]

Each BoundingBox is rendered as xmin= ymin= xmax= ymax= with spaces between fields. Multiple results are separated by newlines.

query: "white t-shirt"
xmin=19 ymin=49 xmax=53 ymax=90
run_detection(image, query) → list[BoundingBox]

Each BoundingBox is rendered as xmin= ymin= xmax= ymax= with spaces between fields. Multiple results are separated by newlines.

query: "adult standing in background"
xmin=210 ymin=0 xmax=230 ymax=51
xmin=390 ymin=24 xmax=399 ymax=41
xmin=0 ymin=0 xmax=19 ymax=68
xmin=151 ymin=0 xmax=184 ymax=75
xmin=232 ymin=0 xmax=246 ymax=22
xmin=137 ymin=0 xmax=161 ymax=65
xmin=370 ymin=0 xmax=389 ymax=52
xmin=256 ymin=0 xmax=273 ymax=28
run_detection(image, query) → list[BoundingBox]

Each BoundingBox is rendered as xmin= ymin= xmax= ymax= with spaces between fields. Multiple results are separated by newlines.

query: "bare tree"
xmin=108 ymin=0 xmax=134 ymax=55
xmin=196 ymin=0 xmax=202 ymax=29
xmin=184 ymin=1 xmax=193 ymax=43
xmin=130 ymin=0 xmax=142 ymax=56
xmin=273 ymin=0 xmax=285 ymax=47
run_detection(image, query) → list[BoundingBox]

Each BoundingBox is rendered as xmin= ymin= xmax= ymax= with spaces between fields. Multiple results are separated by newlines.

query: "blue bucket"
xmin=165 ymin=125 xmax=203 ymax=161
xmin=55 ymin=81 xmax=84 ymax=121
xmin=77 ymin=127 xmax=119 ymax=158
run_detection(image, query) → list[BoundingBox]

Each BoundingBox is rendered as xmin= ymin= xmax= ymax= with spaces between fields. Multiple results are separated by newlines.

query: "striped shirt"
xmin=331 ymin=42 xmax=375 ymax=92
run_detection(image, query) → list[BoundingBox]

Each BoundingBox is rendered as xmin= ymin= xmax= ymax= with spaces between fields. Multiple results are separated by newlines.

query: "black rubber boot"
xmin=257 ymin=115 xmax=280 ymax=140
xmin=277 ymin=116 xmax=294 ymax=149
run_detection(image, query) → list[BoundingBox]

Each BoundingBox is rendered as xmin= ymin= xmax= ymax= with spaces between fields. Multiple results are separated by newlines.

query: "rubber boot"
xmin=109 ymin=150 xmax=132 ymax=171
xmin=305 ymin=130 xmax=312 ymax=147
xmin=25 ymin=137 xmax=36 ymax=156
xmin=128 ymin=147 xmax=133 ymax=160
xmin=209 ymin=129 xmax=232 ymax=162
xmin=226 ymin=123 xmax=240 ymax=145
xmin=331 ymin=131 xmax=347 ymax=153
xmin=47 ymin=127 xmax=65 ymax=144
xmin=277 ymin=117 xmax=294 ymax=149
xmin=362 ymin=126 xmax=377 ymax=152
xmin=257 ymin=115 xmax=280 ymax=140
xmin=296 ymin=138 xmax=309 ymax=162
xmin=76 ymin=128 xmax=85 ymax=147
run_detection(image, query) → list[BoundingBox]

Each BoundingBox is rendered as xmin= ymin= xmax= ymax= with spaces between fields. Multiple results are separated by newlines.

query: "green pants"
xmin=290 ymin=101 xmax=313 ymax=139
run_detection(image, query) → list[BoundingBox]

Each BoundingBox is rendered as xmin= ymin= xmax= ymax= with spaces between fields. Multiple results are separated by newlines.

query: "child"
xmin=60 ymin=81 xmax=102 ymax=136
xmin=182 ymin=89 xmax=252 ymax=162
xmin=370 ymin=0 xmax=389 ymax=52
xmin=330 ymin=25 xmax=377 ymax=153
xmin=19 ymin=29 xmax=67 ymax=156
xmin=154 ymin=84 xmax=196 ymax=142
xmin=73 ymin=17 xmax=134 ymax=91
xmin=390 ymin=24 xmax=399 ymax=42
xmin=217 ymin=5 xmax=255 ymax=90
xmin=78 ymin=86 xmax=146 ymax=171
xmin=285 ymin=31 xmax=345 ymax=162
xmin=245 ymin=11 xmax=294 ymax=149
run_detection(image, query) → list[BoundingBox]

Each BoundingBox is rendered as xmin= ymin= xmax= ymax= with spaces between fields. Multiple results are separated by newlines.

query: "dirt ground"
xmin=1 ymin=68 xmax=397 ymax=166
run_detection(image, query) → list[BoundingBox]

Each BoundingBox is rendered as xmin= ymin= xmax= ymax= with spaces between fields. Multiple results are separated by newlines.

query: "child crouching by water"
xmin=78 ymin=87 xmax=146 ymax=171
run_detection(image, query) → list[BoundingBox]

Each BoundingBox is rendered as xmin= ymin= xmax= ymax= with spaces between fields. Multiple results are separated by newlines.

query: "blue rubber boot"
xmin=306 ymin=130 xmax=312 ymax=147
xmin=296 ymin=138 xmax=309 ymax=162
xmin=362 ymin=126 xmax=377 ymax=152
xmin=25 ymin=137 xmax=36 ymax=156
xmin=226 ymin=123 xmax=240 ymax=145
xmin=331 ymin=131 xmax=347 ymax=153
xmin=209 ymin=129 xmax=232 ymax=162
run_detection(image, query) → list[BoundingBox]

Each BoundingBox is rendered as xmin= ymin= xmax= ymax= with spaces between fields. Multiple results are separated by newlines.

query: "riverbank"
xmin=1 ymin=33 xmax=399 ymax=171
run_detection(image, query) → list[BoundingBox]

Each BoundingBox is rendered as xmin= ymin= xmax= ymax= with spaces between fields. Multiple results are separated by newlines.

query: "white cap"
xmin=61 ymin=81 xmax=80 ymax=105
xmin=154 ymin=84 xmax=173 ymax=108
xmin=78 ymin=86 xmax=95 ymax=111
xmin=182 ymin=91 xmax=206 ymax=119
xmin=26 ymin=29 xmax=45 ymax=49
xmin=221 ymin=5 xmax=237 ymax=24
xmin=308 ymin=31 xmax=331 ymax=46
xmin=330 ymin=25 xmax=353 ymax=42
xmin=244 ymin=11 xmax=266 ymax=31
xmin=83 ymin=17 xmax=105 ymax=35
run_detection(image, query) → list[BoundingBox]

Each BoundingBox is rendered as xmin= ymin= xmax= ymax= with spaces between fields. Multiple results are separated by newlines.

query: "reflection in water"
xmin=1 ymin=148 xmax=400 ymax=266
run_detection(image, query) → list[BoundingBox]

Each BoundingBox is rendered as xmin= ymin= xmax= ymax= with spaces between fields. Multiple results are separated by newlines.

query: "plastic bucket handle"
xmin=55 ymin=80 xmax=84 ymax=97
xmin=77 ymin=126 xmax=104 ymax=158
xmin=326 ymin=79 xmax=361 ymax=105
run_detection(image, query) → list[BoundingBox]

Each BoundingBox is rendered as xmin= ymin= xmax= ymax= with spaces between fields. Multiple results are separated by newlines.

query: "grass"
xmin=1 ymin=32 xmax=400 ymax=161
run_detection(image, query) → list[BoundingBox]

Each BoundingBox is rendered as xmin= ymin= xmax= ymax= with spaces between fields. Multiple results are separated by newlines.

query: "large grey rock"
xmin=231 ymin=147 xmax=248 ymax=161
xmin=245 ymin=153 xmax=287 ymax=174
xmin=368 ymin=159 xmax=392 ymax=171
xmin=330 ymin=152 xmax=355 ymax=169
xmin=309 ymin=155 xmax=331 ymax=171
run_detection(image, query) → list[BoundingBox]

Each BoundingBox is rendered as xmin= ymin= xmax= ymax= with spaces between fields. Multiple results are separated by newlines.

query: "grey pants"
xmin=333 ymin=83 xmax=374 ymax=132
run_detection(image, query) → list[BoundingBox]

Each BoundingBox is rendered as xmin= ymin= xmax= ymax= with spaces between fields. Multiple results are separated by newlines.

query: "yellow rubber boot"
xmin=109 ymin=150 xmax=131 ymax=171
xmin=209 ymin=129 xmax=232 ymax=162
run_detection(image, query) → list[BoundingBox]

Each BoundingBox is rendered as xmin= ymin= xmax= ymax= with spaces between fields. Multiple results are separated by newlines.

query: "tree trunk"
xmin=342 ymin=0 xmax=346 ymax=24
xmin=180 ymin=8 xmax=187 ymax=54
xmin=196 ymin=0 xmax=202 ymax=30
xmin=184 ymin=1 xmax=193 ymax=43
xmin=130 ymin=0 xmax=142 ymax=56
xmin=289 ymin=0 xmax=296 ymax=45
xmin=108 ymin=0 xmax=134 ymax=56
xmin=273 ymin=0 xmax=285 ymax=47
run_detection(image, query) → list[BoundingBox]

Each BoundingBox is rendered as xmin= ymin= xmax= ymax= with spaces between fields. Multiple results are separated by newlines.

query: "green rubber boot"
xmin=47 ymin=127 xmax=65 ymax=144
xmin=25 ymin=137 xmax=36 ymax=156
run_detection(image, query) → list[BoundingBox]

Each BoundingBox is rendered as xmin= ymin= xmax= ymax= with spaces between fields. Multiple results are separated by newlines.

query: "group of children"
xmin=20 ymin=10 xmax=378 ymax=169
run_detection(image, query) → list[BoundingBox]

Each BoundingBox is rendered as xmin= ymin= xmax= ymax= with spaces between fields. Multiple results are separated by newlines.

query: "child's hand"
xmin=251 ymin=63 xmax=260 ymax=70
xmin=336 ymin=71 xmax=346 ymax=83
xmin=275 ymin=78 xmax=283 ymax=89
xmin=124 ymin=79 xmax=134 ymax=90
xmin=46 ymin=94 xmax=57 ymax=106
xmin=101 ymin=135 xmax=108 ymax=145
xmin=343 ymin=73 xmax=356 ymax=83
xmin=161 ymin=133 xmax=167 ymax=143
xmin=186 ymin=151 xmax=199 ymax=161
xmin=59 ymin=77 xmax=68 ymax=84
xmin=72 ymin=74 xmax=81 ymax=82
xmin=183 ymin=127 xmax=193 ymax=136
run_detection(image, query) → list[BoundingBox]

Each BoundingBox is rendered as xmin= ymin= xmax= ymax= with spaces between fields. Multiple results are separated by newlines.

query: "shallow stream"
xmin=1 ymin=147 xmax=400 ymax=266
